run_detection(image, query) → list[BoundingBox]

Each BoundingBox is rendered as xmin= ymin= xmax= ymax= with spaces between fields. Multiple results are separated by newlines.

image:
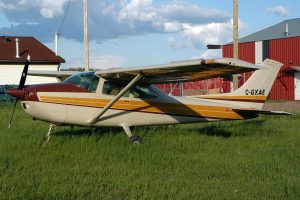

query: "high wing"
xmin=27 ymin=58 xmax=264 ymax=83
xmin=96 ymin=58 xmax=265 ymax=84
xmin=28 ymin=70 xmax=79 ymax=81
xmin=291 ymin=66 xmax=300 ymax=72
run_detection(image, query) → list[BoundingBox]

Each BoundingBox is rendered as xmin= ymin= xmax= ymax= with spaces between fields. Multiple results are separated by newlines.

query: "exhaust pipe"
xmin=15 ymin=38 xmax=20 ymax=58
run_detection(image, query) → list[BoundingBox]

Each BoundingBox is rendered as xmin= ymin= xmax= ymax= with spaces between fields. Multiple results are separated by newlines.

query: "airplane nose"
xmin=7 ymin=88 xmax=28 ymax=100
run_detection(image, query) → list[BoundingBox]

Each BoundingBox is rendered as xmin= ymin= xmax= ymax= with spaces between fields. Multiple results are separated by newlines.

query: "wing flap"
xmin=96 ymin=58 xmax=265 ymax=84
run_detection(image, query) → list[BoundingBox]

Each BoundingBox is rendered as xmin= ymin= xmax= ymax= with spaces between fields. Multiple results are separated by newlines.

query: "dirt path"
xmin=263 ymin=101 xmax=300 ymax=113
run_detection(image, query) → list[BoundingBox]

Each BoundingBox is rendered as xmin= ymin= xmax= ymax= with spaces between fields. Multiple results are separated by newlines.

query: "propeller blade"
xmin=8 ymin=55 xmax=30 ymax=128
xmin=8 ymin=99 xmax=18 ymax=128
xmin=18 ymin=55 xmax=30 ymax=89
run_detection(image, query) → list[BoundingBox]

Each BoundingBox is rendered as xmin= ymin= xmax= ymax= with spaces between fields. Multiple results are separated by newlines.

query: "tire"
xmin=128 ymin=135 xmax=142 ymax=144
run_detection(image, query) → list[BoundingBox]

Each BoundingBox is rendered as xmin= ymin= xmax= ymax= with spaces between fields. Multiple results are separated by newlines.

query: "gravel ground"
xmin=263 ymin=101 xmax=300 ymax=113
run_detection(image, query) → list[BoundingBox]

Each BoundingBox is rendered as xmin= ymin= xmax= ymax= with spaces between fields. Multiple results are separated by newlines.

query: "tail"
xmin=195 ymin=59 xmax=282 ymax=110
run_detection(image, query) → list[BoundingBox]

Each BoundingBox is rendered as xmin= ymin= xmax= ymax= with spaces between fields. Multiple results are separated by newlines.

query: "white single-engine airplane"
xmin=7 ymin=56 xmax=289 ymax=144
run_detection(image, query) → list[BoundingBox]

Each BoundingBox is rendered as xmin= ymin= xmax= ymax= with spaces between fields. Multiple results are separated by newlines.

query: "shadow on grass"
xmin=239 ymin=119 xmax=265 ymax=127
xmin=194 ymin=125 xmax=233 ymax=138
xmin=190 ymin=119 xmax=266 ymax=138
xmin=54 ymin=119 xmax=266 ymax=139
xmin=56 ymin=127 xmax=124 ymax=138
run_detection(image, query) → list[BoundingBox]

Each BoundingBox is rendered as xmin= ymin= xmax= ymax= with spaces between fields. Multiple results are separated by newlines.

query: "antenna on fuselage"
xmin=83 ymin=0 xmax=89 ymax=71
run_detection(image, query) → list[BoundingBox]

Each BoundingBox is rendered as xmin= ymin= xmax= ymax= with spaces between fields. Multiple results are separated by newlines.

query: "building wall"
xmin=222 ymin=37 xmax=300 ymax=100
xmin=0 ymin=64 xmax=60 ymax=85
xmin=268 ymin=37 xmax=300 ymax=100
xmin=156 ymin=78 xmax=222 ymax=97
xmin=156 ymin=38 xmax=299 ymax=99
xmin=222 ymin=42 xmax=255 ymax=92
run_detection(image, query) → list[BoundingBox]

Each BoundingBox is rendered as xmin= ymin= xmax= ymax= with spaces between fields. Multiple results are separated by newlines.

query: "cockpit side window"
xmin=63 ymin=72 xmax=99 ymax=92
xmin=88 ymin=75 xmax=99 ymax=92
xmin=102 ymin=81 xmax=130 ymax=97
xmin=102 ymin=81 xmax=158 ymax=99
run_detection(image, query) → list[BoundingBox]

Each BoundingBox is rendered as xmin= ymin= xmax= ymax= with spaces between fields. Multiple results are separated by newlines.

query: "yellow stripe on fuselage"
xmin=39 ymin=96 xmax=250 ymax=120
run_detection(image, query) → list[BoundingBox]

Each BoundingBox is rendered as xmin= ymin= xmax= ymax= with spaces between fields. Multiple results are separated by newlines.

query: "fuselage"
xmin=11 ymin=75 xmax=259 ymax=128
xmin=7 ymin=58 xmax=283 ymax=131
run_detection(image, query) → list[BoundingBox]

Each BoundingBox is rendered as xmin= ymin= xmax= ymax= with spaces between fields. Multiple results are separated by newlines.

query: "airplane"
xmin=7 ymin=55 xmax=290 ymax=144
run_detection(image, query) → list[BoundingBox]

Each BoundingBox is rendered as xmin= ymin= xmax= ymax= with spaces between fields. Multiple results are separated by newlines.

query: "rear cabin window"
xmin=102 ymin=81 xmax=158 ymax=99
xmin=63 ymin=72 xmax=99 ymax=92
xmin=132 ymin=85 xmax=158 ymax=98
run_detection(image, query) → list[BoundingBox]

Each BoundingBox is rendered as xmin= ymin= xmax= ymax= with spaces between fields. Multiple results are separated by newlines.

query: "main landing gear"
xmin=42 ymin=123 xmax=142 ymax=145
xmin=121 ymin=124 xmax=142 ymax=145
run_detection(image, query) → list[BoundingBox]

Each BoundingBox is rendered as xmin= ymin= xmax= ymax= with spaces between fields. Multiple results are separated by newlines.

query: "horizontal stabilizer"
xmin=233 ymin=108 xmax=292 ymax=116
xmin=256 ymin=110 xmax=293 ymax=115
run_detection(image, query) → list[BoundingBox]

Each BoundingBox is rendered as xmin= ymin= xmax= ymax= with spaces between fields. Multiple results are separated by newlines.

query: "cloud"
xmin=161 ymin=2 xmax=230 ymax=24
xmin=0 ymin=0 xmax=70 ymax=20
xmin=266 ymin=5 xmax=289 ymax=16
xmin=90 ymin=55 xmax=127 ymax=69
xmin=168 ymin=36 xmax=183 ymax=50
xmin=181 ymin=22 xmax=233 ymax=49
xmin=0 ymin=0 xmax=232 ymax=47
xmin=64 ymin=55 xmax=127 ymax=69
xmin=0 ymin=2 xmax=18 ymax=10
xmin=117 ymin=0 xmax=156 ymax=22
xmin=192 ymin=49 xmax=221 ymax=60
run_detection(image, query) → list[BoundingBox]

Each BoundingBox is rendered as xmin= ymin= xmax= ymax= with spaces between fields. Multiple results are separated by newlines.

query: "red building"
xmin=223 ymin=18 xmax=300 ymax=101
xmin=157 ymin=18 xmax=300 ymax=100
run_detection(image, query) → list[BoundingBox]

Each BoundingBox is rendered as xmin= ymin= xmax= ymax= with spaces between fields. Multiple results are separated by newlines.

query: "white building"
xmin=0 ymin=36 xmax=65 ymax=85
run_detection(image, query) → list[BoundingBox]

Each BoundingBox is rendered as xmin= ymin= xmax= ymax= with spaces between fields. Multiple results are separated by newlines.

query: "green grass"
xmin=0 ymin=103 xmax=299 ymax=199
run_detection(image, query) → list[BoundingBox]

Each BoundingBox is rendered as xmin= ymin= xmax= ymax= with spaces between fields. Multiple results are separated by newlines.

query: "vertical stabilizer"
xmin=195 ymin=59 xmax=282 ymax=110
xmin=229 ymin=59 xmax=282 ymax=97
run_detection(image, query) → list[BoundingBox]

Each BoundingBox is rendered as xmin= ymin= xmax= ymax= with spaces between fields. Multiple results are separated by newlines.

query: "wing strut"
xmin=88 ymin=73 xmax=143 ymax=125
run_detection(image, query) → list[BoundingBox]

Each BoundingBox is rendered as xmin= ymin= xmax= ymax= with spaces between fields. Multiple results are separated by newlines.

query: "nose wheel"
xmin=121 ymin=123 xmax=142 ymax=144
xmin=42 ymin=123 xmax=57 ymax=144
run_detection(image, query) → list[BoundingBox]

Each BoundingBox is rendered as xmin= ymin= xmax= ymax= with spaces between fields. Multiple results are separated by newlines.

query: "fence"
xmin=0 ymin=85 xmax=16 ymax=103
xmin=156 ymin=78 xmax=225 ymax=97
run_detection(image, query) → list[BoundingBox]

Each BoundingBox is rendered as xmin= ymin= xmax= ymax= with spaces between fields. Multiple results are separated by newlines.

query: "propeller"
xmin=8 ymin=55 xmax=30 ymax=128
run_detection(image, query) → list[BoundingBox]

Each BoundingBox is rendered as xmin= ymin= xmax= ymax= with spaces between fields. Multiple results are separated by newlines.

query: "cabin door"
xmin=295 ymin=73 xmax=300 ymax=100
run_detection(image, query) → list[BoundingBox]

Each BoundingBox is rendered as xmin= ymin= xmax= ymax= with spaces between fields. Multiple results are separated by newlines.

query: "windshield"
xmin=64 ymin=72 xmax=99 ymax=92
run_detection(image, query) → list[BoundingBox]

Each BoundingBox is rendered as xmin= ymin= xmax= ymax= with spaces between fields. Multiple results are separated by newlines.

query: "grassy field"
xmin=0 ymin=103 xmax=299 ymax=199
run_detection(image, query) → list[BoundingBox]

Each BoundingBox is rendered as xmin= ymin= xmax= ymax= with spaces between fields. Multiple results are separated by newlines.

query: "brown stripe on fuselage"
xmin=23 ymin=83 xmax=91 ymax=101
xmin=194 ymin=95 xmax=267 ymax=103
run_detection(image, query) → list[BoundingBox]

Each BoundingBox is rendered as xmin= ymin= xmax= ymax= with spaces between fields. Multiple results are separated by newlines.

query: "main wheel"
xmin=128 ymin=135 xmax=142 ymax=145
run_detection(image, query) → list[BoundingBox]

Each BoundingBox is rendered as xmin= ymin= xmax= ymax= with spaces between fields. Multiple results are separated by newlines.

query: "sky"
xmin=0 ymin=0 xmax=299 ymax=69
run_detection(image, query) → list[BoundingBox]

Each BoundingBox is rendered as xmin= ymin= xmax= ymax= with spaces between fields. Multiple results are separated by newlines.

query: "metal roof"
xmin=0 ymin=36 xmax=65 ymax=64
xmin=228 ymin=18 xmax=300 ymax=44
